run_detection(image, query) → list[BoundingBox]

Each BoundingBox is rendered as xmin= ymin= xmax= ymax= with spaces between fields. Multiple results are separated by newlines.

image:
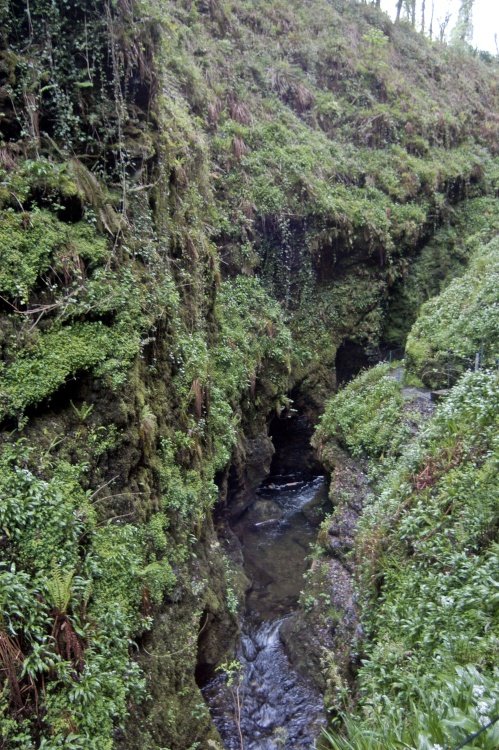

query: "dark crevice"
xmin=194 ymin=609 xmax=213 ymax=688
xmin=0 ymin=371 xmax=95 ymax=434
xmin=334 ymin=339 xmax=371 ymax=386
xmin=201 ymin=403 xmax=329 ymax=747
xmin=267 ymin=409 xmax=322 ymax=480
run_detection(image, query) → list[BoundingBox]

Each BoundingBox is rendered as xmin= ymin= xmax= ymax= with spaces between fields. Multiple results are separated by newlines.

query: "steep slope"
xmin=0 ymin=1 xmax=498 ymax=748
xmin=164 ymin=0 xmax=499 ymax=402
xmin=313 ymin=234 xmax=498 ymax=749
xmin=406 ymin=236 xmax=499 ymax=386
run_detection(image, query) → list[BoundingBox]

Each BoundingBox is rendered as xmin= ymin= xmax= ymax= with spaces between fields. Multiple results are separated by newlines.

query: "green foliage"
xmin=0 ymin=158 xmax=81 ymax=206
xmin=325 ymin=665 xmax=499 ymax=750
xmin=46 ymin=566 xmax=75 ymax=614
xmin=155 ymin=275 xmax=292 ymax=527
xmin=0 ymin=208 xmax=107 ymax=303
xmin=0 ymin=321 xmax=141 ymax=418
xmin=210 ymin=276 xmax=291 ymax=468
xmin=385 ymin=195 xmax=499 ymax=345
xmin=0 ymin=0 xmax=146 ymax=161
xmin=406 ymin=237 xmax=499 ymax=387
xmin=329 ymin=369 xmax=499 ymax=749
xmin=0 ymin=0 xmax=498 ymax=748
xmin=159 ymin=0 xmax=498 ymax=393
xmin=315 ymin=363 xmax=410 ymax=461
xmin=0 ymin=183 xmax=180 ymax=420
xmin=0 ymin=446 xmax=92 ymax=574
xmin=216 ymin=659 xmax=243 ymax=688
xmin=0 ymin=442 xmax=180 ymax=747
xmin=141 ymin=560 xmax=176 ymax=606
xmin=317 ymin=209 xmax=498 ymax=745
xmin=159 ymin=436 xmax=213 ymax=520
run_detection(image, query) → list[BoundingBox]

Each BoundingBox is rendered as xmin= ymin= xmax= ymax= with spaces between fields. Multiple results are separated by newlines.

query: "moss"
xmin=317 ymin=223 xmax=499 ymax=748
xmin=406 ymin=236 xmax=499 ymax=387
xmin=0 ymin=321 xmax=141 ymax=419
xmin=318 ymin=370 xmax=498 ymax=748
xmin=1 ymin=0 xmax=498 ymax=747
xmin=0 ymin=444 xmax=147 ymax=748
xmin=384 ymin=195 xmax=499 ymax=345
xmin=333 ymin=371 xmax=499 ymax=749
xmin=0 ymin=208 xmax=108 ymax=302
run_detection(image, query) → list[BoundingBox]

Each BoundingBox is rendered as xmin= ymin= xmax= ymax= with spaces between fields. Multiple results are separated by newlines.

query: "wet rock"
xmin=301 ymin=479 xmax=329 ymax=526
xmin=253 ymin=518 xmax=281 ymax=529
xmin=281 ymin=445 xmax=369 ymax=696
xmin=226 ymin=432 xmax=276 ymax=519
xmin=286 ymin=390 xmax=437 ymax=704
xmin=203 ymin=479 xmax=327 ymax=749
xmin=430 ymin=388 xmax=450 ymax=402
xmin=402 ymin=385 xmax=436 ymax=428
xmin=245 ymin=434 xmax=276 ymax=487
xmin=280 ymin=613 xmax=328 ymax=690
xmin=247 ymin=499 xmax=283 ymax=524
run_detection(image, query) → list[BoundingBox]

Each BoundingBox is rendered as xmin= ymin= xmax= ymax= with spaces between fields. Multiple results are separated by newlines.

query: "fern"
xmin=46 ymin=564 xmax=75 ymax=614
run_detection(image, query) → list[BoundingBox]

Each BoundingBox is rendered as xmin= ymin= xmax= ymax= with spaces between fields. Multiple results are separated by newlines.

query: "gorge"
xmin=0 ymin=1 xmax=498 ymax=749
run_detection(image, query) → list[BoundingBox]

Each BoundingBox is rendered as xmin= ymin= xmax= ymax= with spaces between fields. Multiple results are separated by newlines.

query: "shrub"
xmin=314 ymin=363 xmax=409 ymax=461
xmin=406 ymin=237 xmax=499 ymax=387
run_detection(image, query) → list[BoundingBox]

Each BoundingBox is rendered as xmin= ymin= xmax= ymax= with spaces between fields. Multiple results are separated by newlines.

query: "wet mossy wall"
xmin=0 ymin=0 xmax=498 ymax=747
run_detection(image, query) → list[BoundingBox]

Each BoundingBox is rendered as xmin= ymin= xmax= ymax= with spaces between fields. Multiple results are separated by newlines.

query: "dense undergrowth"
xmin=406 ymin=236 xmax=499 ymax=387
xmin=0 ymin=0 xmax=498 ymax=747
xmin=0 ymin=272 xmax=291 ymax=749
xmin=316 ymin=234 xmax=499 ymax=749
xmin=0 ymin=2 xmax=294 ymax=745
xmin=315 ymin=362 xmax=411 ymax=463
xmin=384 ymin=194 xmax=499 ymax=344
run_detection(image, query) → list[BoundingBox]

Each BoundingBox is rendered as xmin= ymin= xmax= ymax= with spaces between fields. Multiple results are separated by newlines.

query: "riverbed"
xmin=203 ymin=473 xmax=327 ymax=749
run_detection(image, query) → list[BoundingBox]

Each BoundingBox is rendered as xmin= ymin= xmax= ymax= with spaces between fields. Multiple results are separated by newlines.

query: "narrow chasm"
xmin=200 ymin=411 xmax=330 ymax=750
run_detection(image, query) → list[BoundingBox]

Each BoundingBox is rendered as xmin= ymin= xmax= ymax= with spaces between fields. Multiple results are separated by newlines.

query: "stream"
xmin=203 ymin=472 xmax=328 ymax=749
xmin=201 ymin=366 xmax=434 ymax=748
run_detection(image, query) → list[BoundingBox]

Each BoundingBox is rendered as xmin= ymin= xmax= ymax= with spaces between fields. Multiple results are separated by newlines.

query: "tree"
xmin=439 ymin=11 xmax=452 ymax=42
xmin=395 ymin=1 xmax=417 ymax=28
xmin=429 ymin=0 xmax=436 ymax=39
xmin=451 ymin=0 xmax=474 ymax=45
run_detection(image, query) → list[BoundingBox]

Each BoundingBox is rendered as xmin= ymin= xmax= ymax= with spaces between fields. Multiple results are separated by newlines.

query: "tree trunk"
xmin=396 ymin=0 xmax=403 ymax=22
xmin=429 ymin=0 xmax=435 ymax=39
xmin=439 ymin=12 xmax=451 ymax=42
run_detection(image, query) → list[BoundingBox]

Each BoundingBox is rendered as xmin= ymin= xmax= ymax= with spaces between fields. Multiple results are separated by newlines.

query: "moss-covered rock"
xmin=406 ymin=236 xmax=499 ymax=387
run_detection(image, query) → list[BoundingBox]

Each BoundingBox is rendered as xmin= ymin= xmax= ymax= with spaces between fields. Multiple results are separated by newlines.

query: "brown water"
xmin=203 ymin=474 xmax=328 ymax=749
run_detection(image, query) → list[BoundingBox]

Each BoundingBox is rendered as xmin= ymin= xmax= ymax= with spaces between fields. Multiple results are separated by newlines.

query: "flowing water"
xmin=203 ymin=474 xmax=328 ymax=749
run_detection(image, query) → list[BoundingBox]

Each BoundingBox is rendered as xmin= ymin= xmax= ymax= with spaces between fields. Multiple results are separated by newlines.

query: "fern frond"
xmin=46 ymin=565 xmax=75 ymax=614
